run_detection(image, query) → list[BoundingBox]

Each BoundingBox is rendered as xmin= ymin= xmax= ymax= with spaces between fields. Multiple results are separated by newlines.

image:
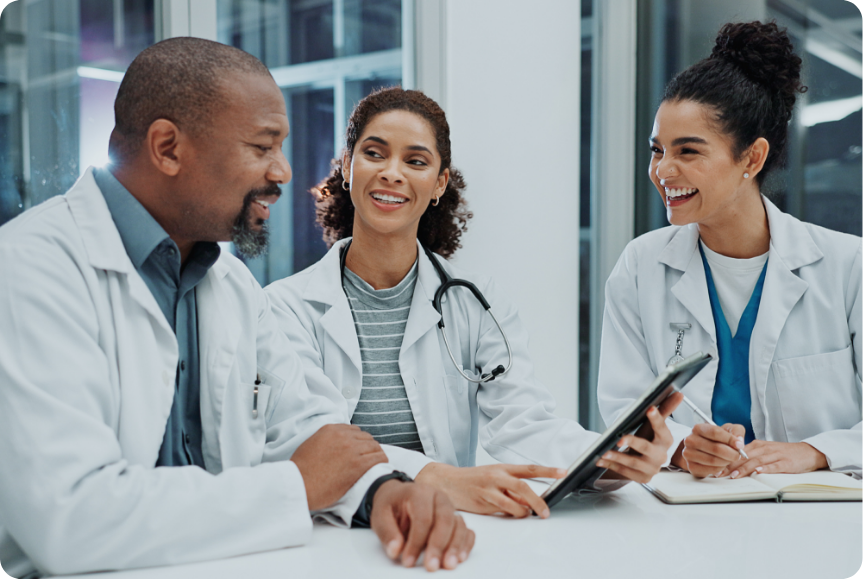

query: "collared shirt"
xmin=94 ymin=167 xmax=220 ymax=467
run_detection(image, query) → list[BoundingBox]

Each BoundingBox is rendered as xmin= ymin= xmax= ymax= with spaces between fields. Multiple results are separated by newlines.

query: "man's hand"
xmin=291 ymin=424 xmax=387 ymax=510
xmin=671 ymin=422 xmax=746 ymax=478
xmin=716 ymin=441 xmax=828 ymax=479
xmin=415 ymin=463 xmax=565 ymax=518
xmin=597 ymin=391 xmax=683 ymax=483
xmin=370 ymin=481 xmax=475 ymax=572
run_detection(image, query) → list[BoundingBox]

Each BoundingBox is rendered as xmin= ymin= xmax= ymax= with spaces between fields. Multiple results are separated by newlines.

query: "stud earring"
xmin=743 ymin=173 xmax=750 ymax=179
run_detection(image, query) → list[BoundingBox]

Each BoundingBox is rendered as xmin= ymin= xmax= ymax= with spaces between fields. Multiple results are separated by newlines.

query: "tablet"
xmin=541 ymin=351 xmax=713 ymax=509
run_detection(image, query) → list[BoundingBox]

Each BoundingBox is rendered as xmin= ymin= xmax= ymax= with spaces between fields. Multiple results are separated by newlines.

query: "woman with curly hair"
xmin=267 ymin=87 xmax=681 ymax=522
xmin=598 ymin=21 xmax=861 ymax=480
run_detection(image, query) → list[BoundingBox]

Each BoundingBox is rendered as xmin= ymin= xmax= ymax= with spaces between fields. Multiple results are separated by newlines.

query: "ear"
xmin=435 ymin=168 xmax=450 ymax=199
xmin=744 ymin=137 xmax=770 ymax=179
xmin=341 ymin=150 xmax=352 ymax=184
xmin=145 ymin=119 xmax=186 ymax=177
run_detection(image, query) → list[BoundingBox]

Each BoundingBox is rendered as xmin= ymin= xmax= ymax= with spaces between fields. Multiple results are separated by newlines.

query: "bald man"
xmin=0 ymin=38 xmax=473 ymax=578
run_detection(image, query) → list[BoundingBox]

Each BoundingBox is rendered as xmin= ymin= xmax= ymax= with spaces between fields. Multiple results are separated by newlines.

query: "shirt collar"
xmin=93 ymin=166 xmax=171 ymax=270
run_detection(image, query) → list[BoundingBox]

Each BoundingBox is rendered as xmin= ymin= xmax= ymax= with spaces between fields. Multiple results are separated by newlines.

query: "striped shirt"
xmin=343 ymin=263 xmax=424 ymax=453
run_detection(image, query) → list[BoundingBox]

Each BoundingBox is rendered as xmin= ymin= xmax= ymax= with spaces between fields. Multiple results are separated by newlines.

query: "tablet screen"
xmin=541 ymin=351 xmax=712 ymax=509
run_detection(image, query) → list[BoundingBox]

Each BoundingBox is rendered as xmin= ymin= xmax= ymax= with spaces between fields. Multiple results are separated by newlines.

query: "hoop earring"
xmin=743 ymin=173 xmax=750 ymax=179
xmin=342 ymin=180 xmax=350 ymax=191
xmin=432 ymin=195 xmax=440 ymax=207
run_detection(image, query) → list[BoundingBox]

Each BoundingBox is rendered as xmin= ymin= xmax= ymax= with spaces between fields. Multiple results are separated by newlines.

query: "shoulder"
xmin=0 ymin=195 xmax=79 ymax=251
xmin=265 ymin=257 xmax=330 ymax=307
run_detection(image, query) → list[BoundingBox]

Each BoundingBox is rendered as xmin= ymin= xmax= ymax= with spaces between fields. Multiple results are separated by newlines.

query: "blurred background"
xmin=0 ymin=0 xmax=859 ymax=433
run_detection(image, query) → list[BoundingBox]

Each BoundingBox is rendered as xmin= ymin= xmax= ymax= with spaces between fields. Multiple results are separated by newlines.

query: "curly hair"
xmin=663 ymin=21 xmax=807 ymax=186
xmin=313 ymin=87 xmax=472 ymax=258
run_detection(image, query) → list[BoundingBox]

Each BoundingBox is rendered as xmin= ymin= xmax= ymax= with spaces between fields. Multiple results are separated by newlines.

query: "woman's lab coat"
xmin=266 ymin=239 xmax=599 ymax=475
xmin=0 ymin=170 xmax=386 ymax=578
xmin=597 ymin=197 xmax=862 ymax=477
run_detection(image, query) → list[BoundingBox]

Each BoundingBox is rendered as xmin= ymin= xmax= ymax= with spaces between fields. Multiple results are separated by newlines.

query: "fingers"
xmin=644 ymin=406 xmax=673 ymax=447
xmin=442 ymin=516 xmax=474 ymax=569
xmin=400 ymin=493 xmax=434 ymax=569
xmin=420 ymin=493 xmax=457 ymax=572
xmin=484 ymin=488 xmax=532 ymax=518
xmin=598 ymin=449 xmax=657 ymax=483
xmin=501 ymin=478 xmax=551 ymax=518
xmin=371 ymin=494 xmax=406 ymax=563
xmin=657 ymin=391 xmax=684 ymax=418
xmin=721 ymin=423 xmax=747 ymax=440
xmin=502 ymin=464 xmax=567 ymax=480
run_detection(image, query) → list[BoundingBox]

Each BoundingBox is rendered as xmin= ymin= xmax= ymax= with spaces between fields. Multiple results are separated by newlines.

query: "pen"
xmin=680 ymin=394 xmax=749 ymax=460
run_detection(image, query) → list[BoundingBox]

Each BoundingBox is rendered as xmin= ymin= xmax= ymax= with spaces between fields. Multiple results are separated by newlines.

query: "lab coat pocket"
xmin=444 ymin=374 xmax=471 ymax=466
xmin=224 ymin=382 xmax=272 ymax=466
xmin=772 ymin=345 xmax=860 ymax=442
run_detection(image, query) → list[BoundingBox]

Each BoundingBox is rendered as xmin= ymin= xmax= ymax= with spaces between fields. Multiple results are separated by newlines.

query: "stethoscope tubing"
xmin=339 ymin=239 xmax=513 ymax=383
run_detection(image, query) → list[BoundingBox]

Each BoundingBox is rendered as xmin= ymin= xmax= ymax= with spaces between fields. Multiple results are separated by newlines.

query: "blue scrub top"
xmin=699 ymin=243 xmax=767 ymax=444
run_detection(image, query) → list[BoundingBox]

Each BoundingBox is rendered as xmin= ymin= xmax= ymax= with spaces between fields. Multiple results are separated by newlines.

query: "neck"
xmin=110 ymin=163 xmax=196 ymax=265
xmin=697 ymin=190 xmax=770 ymax=258
xmin=346 ymin=225 xmax=418 ymax=290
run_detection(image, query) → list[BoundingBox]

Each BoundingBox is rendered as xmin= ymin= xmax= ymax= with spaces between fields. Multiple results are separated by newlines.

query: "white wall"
xmin=417 ymin=1 xmax=582 ymax=429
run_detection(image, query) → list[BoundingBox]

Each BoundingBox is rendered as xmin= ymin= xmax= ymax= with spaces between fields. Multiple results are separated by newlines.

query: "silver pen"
xmin=680 ymin=394 xmax=749 ymax=460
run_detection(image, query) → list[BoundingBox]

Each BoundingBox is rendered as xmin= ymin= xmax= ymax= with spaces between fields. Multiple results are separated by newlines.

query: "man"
xmin=0 ymin=38 xmax=473 ymax=578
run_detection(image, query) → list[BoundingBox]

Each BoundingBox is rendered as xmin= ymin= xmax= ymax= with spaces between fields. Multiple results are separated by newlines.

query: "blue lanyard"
xmin=699 ymin=243 xmax=767 ymax=444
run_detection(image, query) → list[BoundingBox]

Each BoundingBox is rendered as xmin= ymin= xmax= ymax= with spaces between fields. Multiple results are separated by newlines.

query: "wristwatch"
xmin=351 ymin=470 xmax=413 ymax=528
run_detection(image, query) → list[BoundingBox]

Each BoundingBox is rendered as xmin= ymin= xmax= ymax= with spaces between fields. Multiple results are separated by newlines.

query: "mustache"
xmin=245 ymin=183 xmax=282 ymax=205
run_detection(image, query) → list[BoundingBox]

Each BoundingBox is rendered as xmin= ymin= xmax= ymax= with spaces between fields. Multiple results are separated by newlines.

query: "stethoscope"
xmin=339 ymin=240 xmax=513 ymax=383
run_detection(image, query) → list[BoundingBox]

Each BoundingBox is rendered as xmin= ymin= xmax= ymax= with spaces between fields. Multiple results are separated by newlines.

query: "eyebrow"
xmin=362 ymin=136 xmax=433 ymax=155
xmin=256 ymin=127 xmax=284 ymax=137
xmin=650 ymin=136 xmax=708 ymax=146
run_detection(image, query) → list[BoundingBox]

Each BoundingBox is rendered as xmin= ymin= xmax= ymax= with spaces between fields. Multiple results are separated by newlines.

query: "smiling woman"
xmin=265 ymin=87 xmax=684 ymax=521
xmin=598 ymin=21 xmax=862 ymax=482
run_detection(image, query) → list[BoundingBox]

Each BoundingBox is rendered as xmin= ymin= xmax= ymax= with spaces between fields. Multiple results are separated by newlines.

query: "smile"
xmin=371 ymin=192 xmax=407 ymax=205
xmin=254 ymin=199 xmax=270 ymax=208
xmin=665 ymin=187 xmax=698 ymax=199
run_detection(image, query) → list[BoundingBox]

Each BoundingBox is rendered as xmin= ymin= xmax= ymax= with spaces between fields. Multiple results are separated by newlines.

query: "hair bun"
xmin=711 ymin=21 xmax=806 ymax=110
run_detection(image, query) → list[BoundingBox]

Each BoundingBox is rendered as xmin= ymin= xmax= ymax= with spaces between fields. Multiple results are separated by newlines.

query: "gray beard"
xmin=231 ymin=186 xmax=278 ymax=259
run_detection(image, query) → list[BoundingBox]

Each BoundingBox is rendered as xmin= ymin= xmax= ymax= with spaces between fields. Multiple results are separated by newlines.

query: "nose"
xmin=378 ymin=157 xmax=404 ymax=184
xmin=268 ymin=147 xmax=292 ymax=185
xmin=653 ymin=156 xmax=677 ymax=182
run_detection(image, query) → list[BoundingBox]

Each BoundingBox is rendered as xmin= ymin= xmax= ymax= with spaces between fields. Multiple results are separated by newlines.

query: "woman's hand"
xmin=716 ymin=441 xmax=828 ymax=479
xmin=597 ymin=391 xmax=684 ymax=483
xmin=414 ymin=462 xmax=566 ymax=519
xmin=671 ymin=422 xmax=747 ymax=478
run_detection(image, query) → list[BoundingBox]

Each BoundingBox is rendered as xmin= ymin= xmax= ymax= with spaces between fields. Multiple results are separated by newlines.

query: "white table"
xmin=57 ymin=483 xmax=861 ymax=579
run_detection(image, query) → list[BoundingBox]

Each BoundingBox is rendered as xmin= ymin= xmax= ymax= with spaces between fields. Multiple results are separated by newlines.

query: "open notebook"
xmin=644 ymin=471 xmax=862 ymax=504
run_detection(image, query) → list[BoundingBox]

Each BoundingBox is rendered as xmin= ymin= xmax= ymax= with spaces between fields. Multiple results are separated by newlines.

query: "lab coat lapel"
xmin=67 ymin=168 xmax=174 ymax=339
xmin=661 ymin=225 xmax=717 ymax=344
xmin=196 ymin=258 xmax=240 ymax=472
xmin=401 ymin=244 xmax=443 ymax=354
xmin=304 ymin=240 xmax=362 ymax=373
xmin=748 ymin=198 xmax=820 ymax=433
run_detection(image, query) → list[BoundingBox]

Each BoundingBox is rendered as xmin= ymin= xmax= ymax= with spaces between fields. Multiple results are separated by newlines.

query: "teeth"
xmin=255 ymin=199 xmax=270 ymax=208
xmin=372 ymin=193 xmax=406 ymax=204
xmin=665 ymin=187 xmax=697 ymax=198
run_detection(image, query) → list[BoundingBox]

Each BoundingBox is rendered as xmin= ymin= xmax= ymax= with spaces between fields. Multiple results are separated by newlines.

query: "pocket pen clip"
xmin=253 ymin=374 xmax=261 ymax=419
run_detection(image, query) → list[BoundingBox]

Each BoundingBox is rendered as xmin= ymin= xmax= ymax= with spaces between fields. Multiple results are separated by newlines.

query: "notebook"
xmin=644 ymin=471 xmax=862 ymax=503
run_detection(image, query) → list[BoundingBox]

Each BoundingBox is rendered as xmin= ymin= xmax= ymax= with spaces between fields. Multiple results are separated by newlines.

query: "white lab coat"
xmin=266 ymin=239 xmax=600 ymax=474
xmin=0 ymin=169 xmax=391 ymax=578
xmin=598 ymin=197 xmax=862 ymax=477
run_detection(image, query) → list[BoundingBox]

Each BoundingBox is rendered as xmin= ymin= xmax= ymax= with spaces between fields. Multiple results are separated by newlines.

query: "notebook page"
xmin=754 ymin=472 xmax=862 ymax=493
xmin=648 ymin=472 xmax=774 ymax=499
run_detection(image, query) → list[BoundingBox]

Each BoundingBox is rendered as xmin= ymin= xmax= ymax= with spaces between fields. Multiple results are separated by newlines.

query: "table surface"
xmin=56 ymin=482 xmax=862 ymax=579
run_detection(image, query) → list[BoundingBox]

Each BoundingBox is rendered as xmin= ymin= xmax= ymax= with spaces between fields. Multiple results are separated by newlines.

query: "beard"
xmin=231 ymin=183 xmax=281 ymax=259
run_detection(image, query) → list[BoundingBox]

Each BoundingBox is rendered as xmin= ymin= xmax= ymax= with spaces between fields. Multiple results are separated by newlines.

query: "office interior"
xmin=0 ymin=0 xmax=860 ymax=456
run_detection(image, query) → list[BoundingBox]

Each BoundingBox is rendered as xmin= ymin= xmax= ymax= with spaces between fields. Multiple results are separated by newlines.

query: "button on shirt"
xmin=94 ymin=168 xmax=220 ymax=468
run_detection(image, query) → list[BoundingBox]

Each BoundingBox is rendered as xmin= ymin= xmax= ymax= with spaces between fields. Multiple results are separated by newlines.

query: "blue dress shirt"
xmin=94 ymin=167 xmax=220 ymax=467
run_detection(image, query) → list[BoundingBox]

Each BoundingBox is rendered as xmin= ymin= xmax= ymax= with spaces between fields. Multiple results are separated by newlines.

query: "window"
xmin=0 ymin=0 xmax=155 ymax=227
xmin=218 ymin=0 xmax=409 ymax=284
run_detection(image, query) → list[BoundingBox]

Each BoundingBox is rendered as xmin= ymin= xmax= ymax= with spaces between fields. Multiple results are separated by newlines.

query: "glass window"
xmin=0 ymin=0 xmax=154 ymax=227
xmin=218 ymin=0 xmax=407 ymax=285
xmin=633 ymin=0 xmax=861 ymax=237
